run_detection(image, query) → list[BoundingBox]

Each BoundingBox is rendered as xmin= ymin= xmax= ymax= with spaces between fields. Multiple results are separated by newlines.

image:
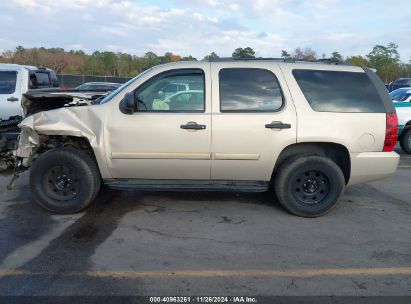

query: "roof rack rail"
xmin=207 ymin=57 xmax=349 ymax=65
xmin=208 ymin=57 xmax=283 ymax=62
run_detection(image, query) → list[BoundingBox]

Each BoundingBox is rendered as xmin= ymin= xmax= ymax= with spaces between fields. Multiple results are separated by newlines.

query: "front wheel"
xmin=400 ymin=128 xmax=411 ymax=154
xmin=30 ymin=148 xmax=101 ymax=213
xmin=274 ymin=155 xmax=345 ymax=217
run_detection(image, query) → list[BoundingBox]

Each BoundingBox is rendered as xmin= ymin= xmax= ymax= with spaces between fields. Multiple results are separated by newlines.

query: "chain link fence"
xmin=57 ymin=74 xmax=132 ymax=88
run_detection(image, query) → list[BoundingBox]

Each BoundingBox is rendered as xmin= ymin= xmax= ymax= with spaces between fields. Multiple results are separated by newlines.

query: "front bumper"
xmin=348 ymin=151 xmax=400 ymax=185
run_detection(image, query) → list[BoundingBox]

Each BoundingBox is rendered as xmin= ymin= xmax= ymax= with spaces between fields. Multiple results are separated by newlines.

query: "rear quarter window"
xmin=292 ymin=69 xmax=386 ymax=113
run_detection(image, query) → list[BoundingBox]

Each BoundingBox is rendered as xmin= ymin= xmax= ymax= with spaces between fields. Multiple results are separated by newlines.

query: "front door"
xmin=0 ymin=68 xmax=23 ymax=121
xmin=105 ymin=65 xmax=212 ymax=180
xmin=210 ymin=62 xmax=297 ymax=181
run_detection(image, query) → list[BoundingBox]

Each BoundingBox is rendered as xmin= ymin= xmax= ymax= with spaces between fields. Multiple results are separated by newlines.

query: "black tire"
xmin=30 ymin=148 xmax=101 ymax=213
xmin=399 ymin=128 xmax=411 ymax=154
xmin=274 ymin=155 xmax=345 ymax=217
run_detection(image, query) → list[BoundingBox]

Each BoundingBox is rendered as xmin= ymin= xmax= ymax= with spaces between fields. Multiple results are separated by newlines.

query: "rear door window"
xmin=293 ymin=70 xmax=386 ymax=113
xmin=219 ymin=68 xmax=283 ymax=112
xmin=0 ymin=71 xmax=17 ymax=94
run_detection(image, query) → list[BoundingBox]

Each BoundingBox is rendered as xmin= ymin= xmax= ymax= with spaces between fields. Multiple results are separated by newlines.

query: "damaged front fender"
xmin=16 ymin=105 xmax=111 ymax=178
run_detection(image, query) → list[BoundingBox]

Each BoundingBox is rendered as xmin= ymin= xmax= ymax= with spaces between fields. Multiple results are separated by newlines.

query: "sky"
xmin=1 ymin=0 xmax=410 ymax=61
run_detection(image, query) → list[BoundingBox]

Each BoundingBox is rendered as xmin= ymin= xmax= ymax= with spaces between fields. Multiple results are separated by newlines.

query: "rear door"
xmin=0 ymin=68 xmax=24 ymax=121
xmin=210 ymin=62 xmax=297 ymax=181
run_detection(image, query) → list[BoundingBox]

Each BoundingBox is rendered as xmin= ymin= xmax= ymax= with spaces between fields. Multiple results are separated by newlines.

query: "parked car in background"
xmin=74 ymin=82 xmax=122 ymax=92
xmin=389 ymin=87 xmax=411 ymax=103
xmin=160 ymin=82 xmax=189 ymax=98
xmin=10 ymin=59 xmax=399 ymax=217
xmin=386 ymin=78 xmax=411 ymax=92
xmin=395 ymin=102 xmax=411 ymax=153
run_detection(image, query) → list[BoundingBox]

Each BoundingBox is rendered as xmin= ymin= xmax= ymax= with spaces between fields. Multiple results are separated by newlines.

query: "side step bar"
xmin=104 ymin=179 xmax=270 ymax=192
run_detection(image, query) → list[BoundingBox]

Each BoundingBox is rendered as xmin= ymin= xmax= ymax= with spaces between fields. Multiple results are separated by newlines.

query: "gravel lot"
xmin=0 ymin=148 xmax=410 ymax=296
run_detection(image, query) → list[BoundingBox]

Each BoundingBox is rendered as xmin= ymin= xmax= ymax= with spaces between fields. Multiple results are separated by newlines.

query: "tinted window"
xmin=76 ymin=84 xmax=88 ymax=90
xmin=293 ymin=70 xmax=386 ymax=113
xmin=0 ymin=71 xmax=17 ymax=94
xmin=394 ymin=78 xmax=411 ymax=84
xmin=163 ymin=84 xmax=178 ymax=94
xmin=136 ymin=69 xmax=205 ymax=112
xmin=95 ymin=85 xmax=113 ymax=90
xmin=34 ymin=72 xmax=51 ymax=86
xmin=395 ymin=92 xmax=411 ymax=102
xmin=389 ymin=89 xmax=410 ymax=101
xmin=177 ymin=84 xmax=187 ymax=91
xmin=48 ymin=70 xmax=58 ymax=82
xmin=219 ymin=68 xmax=283 ymax=112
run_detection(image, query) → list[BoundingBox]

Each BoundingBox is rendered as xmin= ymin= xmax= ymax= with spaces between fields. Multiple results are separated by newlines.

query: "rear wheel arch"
xmin=272 ymin=142 xmax=351 ymax=184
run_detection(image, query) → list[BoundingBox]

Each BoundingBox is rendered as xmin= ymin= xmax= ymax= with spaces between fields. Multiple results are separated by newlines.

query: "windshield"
xmin=389 ymin=88 xmax=411 ymax=100
xmin=99 ymin=68 xmax=152 ymax=104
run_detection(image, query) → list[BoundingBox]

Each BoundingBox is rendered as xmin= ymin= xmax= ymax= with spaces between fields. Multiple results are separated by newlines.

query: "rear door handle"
xmin=265 ymin=121 xmax=291 ymax=129
xmin=180 ymin=122 xmax=206 ymax=130
xmin=7 ymin=97 xmax=19 ymax=102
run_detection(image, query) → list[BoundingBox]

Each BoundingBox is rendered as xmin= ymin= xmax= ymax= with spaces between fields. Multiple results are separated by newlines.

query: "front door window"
xmin=135 ymin=69 xmax=205 ymax=112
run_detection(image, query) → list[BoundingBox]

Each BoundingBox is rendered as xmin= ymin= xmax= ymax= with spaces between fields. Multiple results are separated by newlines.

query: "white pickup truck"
xmin=0 ymin=63 xmax=59 ymax=124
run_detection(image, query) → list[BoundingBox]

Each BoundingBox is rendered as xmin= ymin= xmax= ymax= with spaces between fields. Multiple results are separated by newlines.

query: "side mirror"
xmin=119 ymin=92 xmax=135 ymax=114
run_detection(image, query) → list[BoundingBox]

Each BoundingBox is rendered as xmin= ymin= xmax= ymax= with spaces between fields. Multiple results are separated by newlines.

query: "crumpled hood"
xmin=22 ymin=90 xmax=107 ymax=116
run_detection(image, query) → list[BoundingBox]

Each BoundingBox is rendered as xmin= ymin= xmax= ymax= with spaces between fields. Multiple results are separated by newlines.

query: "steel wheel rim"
xmin=44 ymin=164 xmax=79 ymax=201
xmin=292 ymin=170 xmax=330 ymax=205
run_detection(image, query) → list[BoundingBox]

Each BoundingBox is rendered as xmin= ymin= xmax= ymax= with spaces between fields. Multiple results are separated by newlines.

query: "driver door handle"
xmin=265 ymin=121 xmax=291 ymax=129
xmin=180 ymin=122 xmax=206 ymax=130
xmin=7 ymin=97 xmax=19 ymax=102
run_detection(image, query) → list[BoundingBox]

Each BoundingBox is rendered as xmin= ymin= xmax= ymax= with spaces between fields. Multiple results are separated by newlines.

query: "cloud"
xmin=0 ymin=0 xmax=409 ymax=61
xmin=67 ymin=43 xmax=84 ymax=50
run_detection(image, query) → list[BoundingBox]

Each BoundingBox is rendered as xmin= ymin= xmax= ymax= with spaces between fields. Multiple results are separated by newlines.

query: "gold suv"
xmin=17 ymin=59 xmax=400 ymax=217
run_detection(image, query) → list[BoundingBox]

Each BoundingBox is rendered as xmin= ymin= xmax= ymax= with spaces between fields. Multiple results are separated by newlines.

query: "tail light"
xmin=383 ymin=113 xmax=398 ymax=152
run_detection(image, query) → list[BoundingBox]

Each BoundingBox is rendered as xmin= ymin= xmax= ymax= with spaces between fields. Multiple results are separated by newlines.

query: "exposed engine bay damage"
xmin=22 ymin=90 xmax=105 ymax=116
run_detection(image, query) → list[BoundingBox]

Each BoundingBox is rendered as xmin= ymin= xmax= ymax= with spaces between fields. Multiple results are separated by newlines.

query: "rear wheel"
xmin=30 ymin=148 xmax=101 ymax=213
xmin=274 ymin=155 xmax=345 ymax=217
xmin=399 ymin=128 xmax=411 ymax=154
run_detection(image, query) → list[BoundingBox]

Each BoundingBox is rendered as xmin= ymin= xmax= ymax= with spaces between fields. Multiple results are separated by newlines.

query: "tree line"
xmin=0 ymin=43 xmax=410 ymax=83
